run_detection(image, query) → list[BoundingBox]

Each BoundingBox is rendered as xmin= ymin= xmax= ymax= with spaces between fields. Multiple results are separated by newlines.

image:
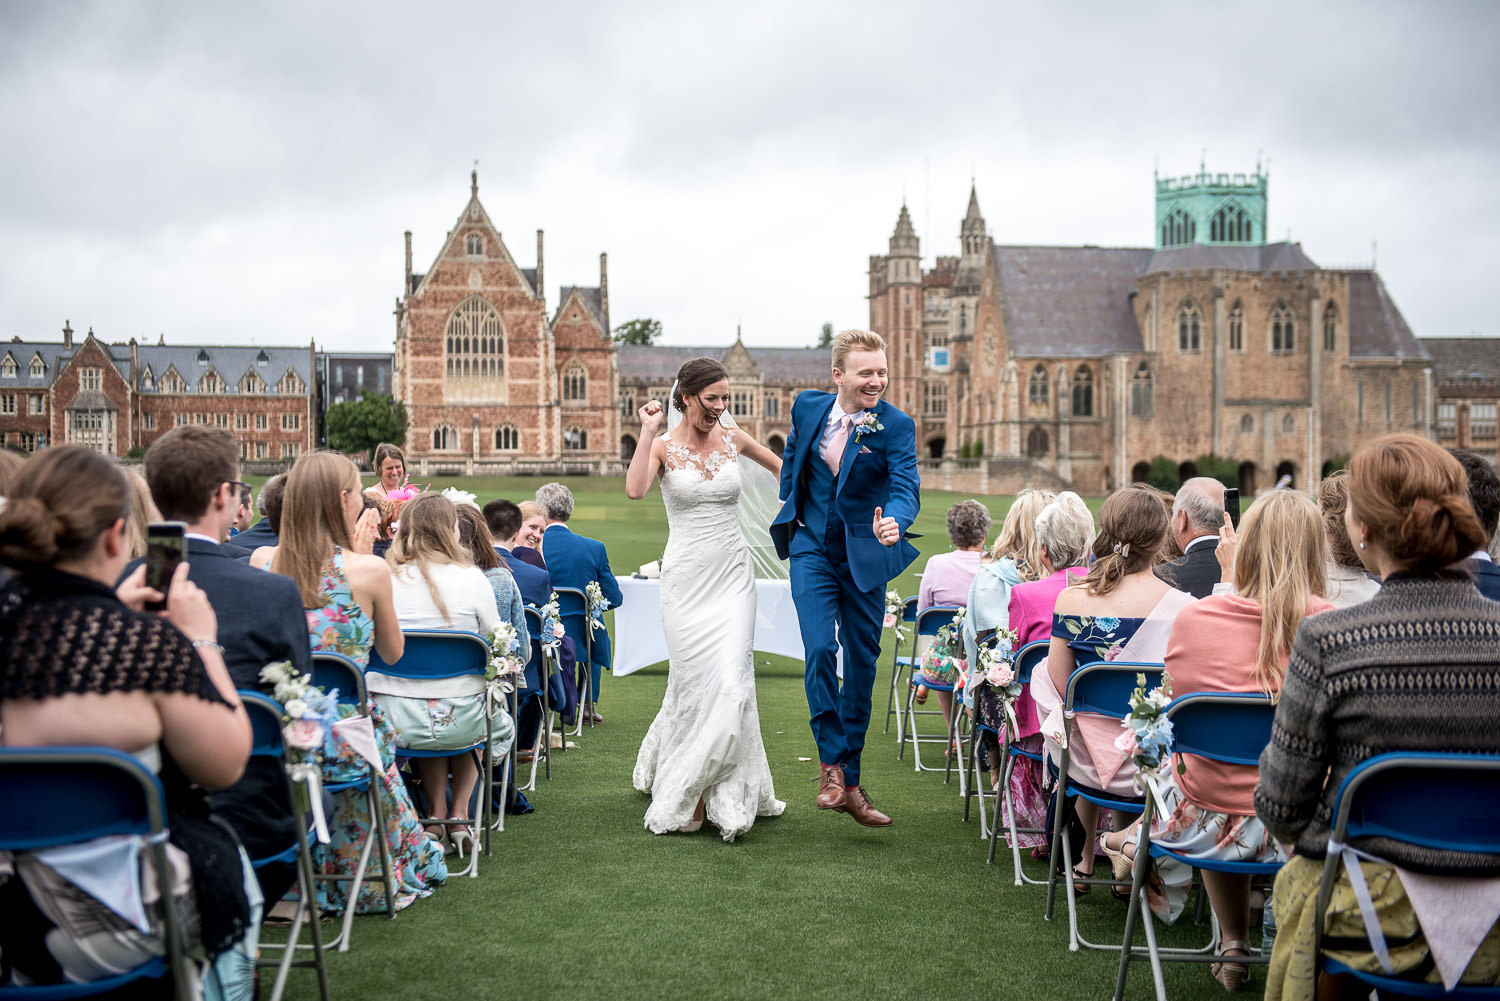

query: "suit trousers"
xmin=790 ymin=525 xmax=885 ymax=787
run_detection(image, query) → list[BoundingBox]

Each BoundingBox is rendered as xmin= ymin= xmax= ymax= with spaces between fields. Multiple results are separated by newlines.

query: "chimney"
xmin=62 ymin=320 xmax=73 ymax=350
xmin=536 ymin=229 xmax=545 ymax=301
xmin=404 ymin=231 xmax=413 ymax=291
xmin=599 ymin=252 xmax=609 ymax=333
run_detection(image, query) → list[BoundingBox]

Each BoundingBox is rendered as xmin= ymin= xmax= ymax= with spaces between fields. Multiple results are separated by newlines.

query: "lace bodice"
xmin=661 ymin=430 xmax=746 ymax=552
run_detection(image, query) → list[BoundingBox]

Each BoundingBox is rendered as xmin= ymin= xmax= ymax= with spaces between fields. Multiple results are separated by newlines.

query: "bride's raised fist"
xmin=639 ymin=399 xmax=665 ymax=434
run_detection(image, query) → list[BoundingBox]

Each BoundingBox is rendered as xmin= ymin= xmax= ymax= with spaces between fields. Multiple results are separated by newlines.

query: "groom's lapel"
xmin=835 ymin=414 xmax=864 ymax=494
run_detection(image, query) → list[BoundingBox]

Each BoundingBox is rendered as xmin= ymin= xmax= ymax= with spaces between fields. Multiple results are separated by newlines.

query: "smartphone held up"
xmin=145 ymin=521 xmax=187 ymax=612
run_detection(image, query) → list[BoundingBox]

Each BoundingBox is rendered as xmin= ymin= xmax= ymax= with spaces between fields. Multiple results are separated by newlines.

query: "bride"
xmin=624 ymin=357 xmax=787 ymax=841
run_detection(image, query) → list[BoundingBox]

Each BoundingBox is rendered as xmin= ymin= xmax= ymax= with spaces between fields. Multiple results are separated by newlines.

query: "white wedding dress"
xmin=631 ymin=429 xmax=786 ymax=841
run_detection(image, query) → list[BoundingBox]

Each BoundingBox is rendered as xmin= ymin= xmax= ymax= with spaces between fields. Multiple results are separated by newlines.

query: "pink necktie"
xmin=825 ymin=414 xmax=852 ymax=474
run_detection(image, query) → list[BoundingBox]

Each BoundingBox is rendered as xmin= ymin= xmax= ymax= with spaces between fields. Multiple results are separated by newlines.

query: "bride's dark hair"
xmin=672 ymin=358 xmax=729 ymax=413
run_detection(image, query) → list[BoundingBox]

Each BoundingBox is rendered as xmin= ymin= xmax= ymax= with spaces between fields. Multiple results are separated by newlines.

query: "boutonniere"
xmin=852 ymin=411 xmax=883 ymax=441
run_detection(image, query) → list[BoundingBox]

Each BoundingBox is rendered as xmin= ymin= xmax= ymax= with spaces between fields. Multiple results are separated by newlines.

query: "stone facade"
xmin=394 ymin=173 xmax=619 ymax=475
xmin=869 ymin=169 xmax=1434 ymax=495
xmin=1422 ymin=337 xmax=1500 ymax=460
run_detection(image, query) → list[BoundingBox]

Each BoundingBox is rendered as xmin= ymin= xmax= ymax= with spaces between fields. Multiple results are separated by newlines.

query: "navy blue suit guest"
xmin=232 ymin=472 xmax=286 ymax=554
xmin=770 ymin=330 xmax=920 ymax=827
xmin=1152 ymin=477 xmax=1227 ymax=599
xmin=130 ymin=427 xmax=313 ymax=901
xmin=1451 ymin=449 xmax=1500 ymax=601
xmin=536 ymin=484 xmax=623 ymax=723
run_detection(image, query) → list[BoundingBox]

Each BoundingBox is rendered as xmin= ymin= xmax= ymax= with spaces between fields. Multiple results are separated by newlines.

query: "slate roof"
xmin=65 ymin=390 xmax=116 ymax=412
xmin=991 ymin=246 xmax=1155 ymax=357
xmin=0 ymin=342 xmax=64 ymax=389
xmin=132 ymin=345 xmax=313 ymax=393
xmin=1344 ymin=271 xmax=1427 ymax=360
xmin=616 ymin=344 xmax=828 ymax=383
xmin=1421 ymin=337 xmax=1500 ymax=383
xmin=1142 ymin=241 xmax=1318 ymax=275
xmin=554 ymin=286 xmax=606 ymax=330
xmin=520 ymin=268 xmax=538 ymax=294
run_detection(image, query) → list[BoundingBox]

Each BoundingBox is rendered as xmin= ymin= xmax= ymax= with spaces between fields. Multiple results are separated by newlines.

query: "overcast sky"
xmin=2 ymin=0 xmax=1496 ymax=353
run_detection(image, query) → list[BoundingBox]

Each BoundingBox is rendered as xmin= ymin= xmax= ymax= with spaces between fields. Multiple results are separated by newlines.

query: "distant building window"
xmin=29 ymin=358 xmax=43 ymax=378
xmin=731 ymin=391 xmax=754 ymax=418
xmin=562 ymin=363 xmax=587 ymax=403
xmin=1210 ymin=202 xmax=1252 ymax=242
xmin=1473 ymin=403 xmax=1497 ymax=439
xmin=200 ymin=372 xmax=225 ymax=394
xmin=923 ymin=382 xmax=947 ymax=417
xmin=1322 ymin=303 xmax=1338 ymax=353
xmin=432 ymin=423 xmax=460 ymax=450
xmin=240 ymin=373 xmax=265 ymax=393
xmin=143 ymin=413 xmax=156 ymax=430
xmin=28 ymin=395 xmax=43 ymax=416
xmin=1026 ymin=425 xmax=1050 ymax=458
xmin=764 ymin=393 xmax=780 ymax=419
xmin=215 ymin=413 xmax=228 ymax=429
xmin=1282 ymin=413 xmax=1295 ymax=434
xmin=1161 ymin=208 xmax=1195 ymax=247
xmin=236 ymin=413 xmax=248 ymax=431
xmin=563 ymin=425 xmax=587 ymax=451
xmin=0 ymin=394 xmax=13 ymax=415
xmin=1270 ymin=302 xmax=1295 ymax=354
xmin=279 ymin=372 xmax=303 ymax=394
xmin=1177 ymin=301 xmax=1202 ymax=352
xmin=0 ymin=357 xmax=14 ymax=378
xmin=282 ymin=413 xmax=300 ymax=431
xmin=161 ymin=372 xmax=185 ymax=394
xmin=255 ymin=441 xmax=268 ymax=459
xmin=336 ymin=364 xmax=344 ymax=385
xmin=466 ymin=233 xmax=483 ymax=255
xmin=446 ymin=296 xmax=505 ymax=381
xmin=1028 ymin=364 xmax=1049 ymax=408
xmin=1240 ymin=414 xmax=1254 ymax=433
xmin=80 ymin=367 xmax=102 ymax=392
xmin=1130 ymin=363 xmax=1154 ymax=417
xmin=68 ymin=409 xmax=113 ymax=453
xmin=195 ymin=413 xmax=208 ymax=425
xmin=1228 ymin=301 xmax=1244 ymax=352
xmin=495 ymin=424 xmax=520 ymax=451
xmin=255 ymin=414 xmax=268 ymax=431
xmin=283 ymin=442 xmax=300 ymax=459
xmin=1071 ymin=366 xmax=1093 ymax=417
xmin=256 ymin=350 xmax=269 ymax=368
xmin=141 ymin=369 xmax=154 ymax=391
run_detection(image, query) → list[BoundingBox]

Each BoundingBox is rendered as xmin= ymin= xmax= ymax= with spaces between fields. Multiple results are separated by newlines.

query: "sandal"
xmin=1210 ymin=939 xmax=1251 ymax=992
xmin=1098 ymin=833 xmax=1137 ymax=883
xmin=447 ymin=818 xmax=474 ymax=859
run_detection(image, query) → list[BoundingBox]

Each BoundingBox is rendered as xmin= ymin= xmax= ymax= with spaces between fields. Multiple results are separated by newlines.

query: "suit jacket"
xmin=1154 ymin=537 xmax=1221 ymax=599
xmin=1469 ymin=558 xmax=1500 ymax=602
xmin=232 ymin=519 xmax=279 ymax=553
xmin=498 ymin=547 xmax=553 ymax=608
xmin=770 ymin=391 xmax=921 ymax=592
xmin=540 ymin=524 xmax=623 ymax=670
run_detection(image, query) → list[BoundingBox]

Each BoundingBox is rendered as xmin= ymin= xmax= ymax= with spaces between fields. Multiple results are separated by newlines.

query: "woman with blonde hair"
xmin=1100 ymin=490 xmax=1334 ymax=990
xmin=960 ymin=489 xmax=1056 ymax=679
xmin=380 ymin=492 xmax=513 ymax=855
xmin=1317 ymin=470 xmax=1380 ymax=608
xmin=120 ymin=465 xmax=161 ymax=561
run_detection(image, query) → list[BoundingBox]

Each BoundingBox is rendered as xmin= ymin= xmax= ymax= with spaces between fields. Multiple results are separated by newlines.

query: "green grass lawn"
xmin=260 ymin=475 xmax=1231 ymax=1001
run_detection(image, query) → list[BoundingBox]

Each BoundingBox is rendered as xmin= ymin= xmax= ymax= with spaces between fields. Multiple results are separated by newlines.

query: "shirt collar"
xmin=1184 ymin=534 xmax=1218 ymax=553
xmin=1472 ymin=549 xmax=1494 ymax=564
xmin=185 ymin=533 xmax=221 ymax=546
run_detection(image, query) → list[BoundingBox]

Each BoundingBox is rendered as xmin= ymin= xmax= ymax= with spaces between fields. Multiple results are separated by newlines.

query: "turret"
xmin=960 ymin=183 xmax=986 ymax=259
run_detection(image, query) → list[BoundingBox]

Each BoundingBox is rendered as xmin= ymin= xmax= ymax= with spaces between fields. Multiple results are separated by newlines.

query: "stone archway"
xmin=1131 ymin=461 xmax=1150 ymax=483
xmin=927 ymin=436 xmax=946 ymax=460
xmin=1275 ymin=460 xmax=1297 ymax=489
xmin=767 ymin=434 xmax=786 ymax=458
xmin=1177 ymin=459 xmax=1198 ymax=481
xmin=1238 ymin=461 xmax=1258 ymax=496
xmin=620 ymin=434 xmax=637 ymax=462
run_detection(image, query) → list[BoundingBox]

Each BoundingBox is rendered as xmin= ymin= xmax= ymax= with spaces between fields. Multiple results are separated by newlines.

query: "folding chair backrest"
xmin=242 ymin=691 xmax=288 ymax=759
xmin=0 ymin=747 xmax=167 ymax=851
xmin=912 ymin=605 xmax=961 ymax=658
xmin=1331 ymin=752 xmax=1500 ymax=857
xmin=522 ymin=606 xmax=546 ymax=674
xmin=1164 ymin=692 xmax=1274 ymax=767
xmin=553 ymin=587 xmax=588 ymax=621
xmin=1014 ymin=640 xmax=1049 ymax=686
xmin=367 ymin=630 xmax=489 ymax=681
xmin=1067 ymin=661 xmax=1164 ymax=719
xmin=901 ymin=595 xmax=918 ymax=623
xmin=310 ymin=652 xmax=366 ymax=707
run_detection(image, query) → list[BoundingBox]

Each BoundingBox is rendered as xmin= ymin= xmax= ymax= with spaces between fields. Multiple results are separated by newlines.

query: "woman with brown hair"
xmin=1257 ymin=435 xmax=1500 ymax=1000
xmin=365 ymin=442 xmax=408 ymax=500
xmin=1316 ymin=470 xmax=1380 ymax=608
xmin=1032 ymin=487 xmax=1196 ymax=884
xmin=0 ymin=446 xmax=257 ymax=992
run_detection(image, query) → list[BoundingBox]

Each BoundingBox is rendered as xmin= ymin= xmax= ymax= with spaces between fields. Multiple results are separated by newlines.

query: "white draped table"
xmin=612 ymin=577 xmax=807 ymax=676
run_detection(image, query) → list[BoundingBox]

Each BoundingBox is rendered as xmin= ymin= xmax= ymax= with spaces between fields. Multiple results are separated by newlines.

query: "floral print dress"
xmin=306 ymin=547 xmax=447 ymax=913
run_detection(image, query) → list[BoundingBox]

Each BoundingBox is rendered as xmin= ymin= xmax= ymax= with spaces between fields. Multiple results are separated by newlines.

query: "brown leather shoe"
xmin=837 ymin=785 xmax=892 ymax=827
xmin=816 ymin=763 xmax=847 ymax=810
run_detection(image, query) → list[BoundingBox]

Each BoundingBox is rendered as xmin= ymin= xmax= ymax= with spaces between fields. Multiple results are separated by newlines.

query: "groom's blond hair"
xmin=831 ymin=329 xmax=886 ymax=371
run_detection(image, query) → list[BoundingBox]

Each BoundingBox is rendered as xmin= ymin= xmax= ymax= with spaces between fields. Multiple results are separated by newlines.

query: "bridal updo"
xmin=0 ymin=446 xmax=129 ymax=569
xmin=671 ymin=358 xmax=729 ymax=413
xmin=1347 ymin=433 xmax=1485 ymax=575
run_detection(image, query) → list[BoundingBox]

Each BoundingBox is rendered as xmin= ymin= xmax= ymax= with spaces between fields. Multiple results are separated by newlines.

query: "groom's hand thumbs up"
xmin=873 ymin=506 xmax=900 ymax=547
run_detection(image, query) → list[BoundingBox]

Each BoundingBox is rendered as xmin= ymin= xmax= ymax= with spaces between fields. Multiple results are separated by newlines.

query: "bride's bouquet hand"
xmin=639 ymin=400 xmax=665 ymax=437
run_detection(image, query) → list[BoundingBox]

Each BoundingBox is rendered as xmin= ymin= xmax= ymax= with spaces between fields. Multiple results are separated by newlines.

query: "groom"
xmin=771 ymin=329 xmax=920 ymax=826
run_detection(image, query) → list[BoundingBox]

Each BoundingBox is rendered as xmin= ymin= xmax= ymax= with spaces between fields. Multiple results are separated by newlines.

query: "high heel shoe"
xmin=1098 ymin=833 xmax=1137 ymax=882
xmin=1210 ymin=940 xmax=1251 ymax=991
xmin=447 ymin=819 xmax=474 ymax=858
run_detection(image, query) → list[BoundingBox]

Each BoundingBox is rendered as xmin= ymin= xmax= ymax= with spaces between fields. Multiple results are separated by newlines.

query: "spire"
xmin=963 ymin=182 xmax=983 ymax=226
xmin=961 ymin=183 xmax=986 ymax=258
xmin=889 ymin=203 xmax=919 ymax=258
xmin=471 ymin=168 xmax=478 ymax=197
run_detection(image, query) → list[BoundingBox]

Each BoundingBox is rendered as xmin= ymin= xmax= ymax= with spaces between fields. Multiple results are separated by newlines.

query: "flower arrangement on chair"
xmin=918 ymin=607 xmax=968 ymax=686
xmin=584 ymin=581 xmax=608 ymax=635
xmin=539 ymin=592 xmax=565 ymax=654
xmin=882 ymin=589 xmax=908 ymax=641
xmin=1115 ymin=672 xmax=1178 ymax=796
xmin=260 ymin=660 xmax=342 ymax=843
xmin=487 ymin=621 xmax=526 ymax=693
xmin=975 ymin=625 xmax=1023 ymax=735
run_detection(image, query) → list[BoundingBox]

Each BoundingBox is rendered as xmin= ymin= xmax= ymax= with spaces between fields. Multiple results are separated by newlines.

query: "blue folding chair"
xmin=981 ymin=639 xmax=1053 ymax=883
xmin=308 ymin=651 xmax=396 ymax=948
xmin=1043 ymin=661 xmax=1163 ymax=952
xmin=0 ymin=746 xmax=196 ymax=999
xmin=519 ymin=605 xmax=556 ymax=791
xmin=241 ymin=691 xmax=331 ymax=1001
xmin=896 ymin=605 xmax=966 ymax=781
xmin=553 ymin=586 xmax=596 ymax=736
xmin=1113 ymin=692 xmax=1279 ymax=1001
xmin=883 ymin=595 xmax=918 ymax=734
xmin=1313 ymin=752 xmax=1500 ymax=999
xmin=368 ymin=630 xmax=495 ymax=879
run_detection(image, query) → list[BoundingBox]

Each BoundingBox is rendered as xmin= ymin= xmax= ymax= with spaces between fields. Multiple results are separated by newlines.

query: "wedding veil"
xmin=666 ymin=380 xmax=789 ymax=580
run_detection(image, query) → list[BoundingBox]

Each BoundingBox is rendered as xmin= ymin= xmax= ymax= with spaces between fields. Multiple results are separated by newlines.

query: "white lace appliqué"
xmin=663 ymin=428 xmax=738 ymax=480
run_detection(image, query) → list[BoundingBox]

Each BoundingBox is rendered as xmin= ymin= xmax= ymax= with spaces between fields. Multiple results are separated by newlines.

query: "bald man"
xmin=1154 ymin=476 xmax=1226 ymax=598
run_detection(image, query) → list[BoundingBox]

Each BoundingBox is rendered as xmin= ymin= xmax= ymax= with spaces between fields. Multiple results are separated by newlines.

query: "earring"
xmin=1359 ymin=540 xmax=1366 ymax=550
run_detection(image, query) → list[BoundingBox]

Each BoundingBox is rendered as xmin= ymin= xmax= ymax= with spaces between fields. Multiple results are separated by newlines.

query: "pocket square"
xmin=859 ymin=446 xmax=874 ymax=454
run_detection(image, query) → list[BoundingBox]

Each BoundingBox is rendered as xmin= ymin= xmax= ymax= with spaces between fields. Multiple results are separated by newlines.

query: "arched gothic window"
xmin=1177 ymin=300 xmax=1202 ymax=352
xmin=1130 ymin=363 xmax=1154 ymax=417
xmin=494 ymin=424 xmax=520 ymax=451
xmin=1160 ymin=208 xmax=1196 ymax=247
xmin=1271 ymin=301 xmax=1295 ymax=354
xmin=1027 ymin=364 xmax=1049 ymax=407
xmin=465 ymin=233 xmax=482 ymax=255
xmin=445 ymin=296 xmax=505 ymax=380
xmin=1228 ymin=301 xmax=1244 ymax=352
xmin=1240 ymin=414 xmax=1254 ymax=433
xmin=562 ymin=425 xmax=587 ymax=451
xmin=1071 ymin=366 xmax=1093 ymax=417
xmin=1282 ymin=413 xmax=1296 ymax=434
xmin=1026 ymin=425 xmax=1050 ymax=458
xmin=432 ymin=423 xmax=459 ymax=450
xmin=1210 ymin=202 xmax=1252 ymax=242
xmin=562 ymin=362 xmax=587 ymax=403
xmin=1322 ymin=303 xmax=1338 ymax=352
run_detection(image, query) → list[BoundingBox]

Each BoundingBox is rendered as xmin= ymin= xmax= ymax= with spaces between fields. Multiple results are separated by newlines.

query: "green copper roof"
xmin=1155 ymin=167 xmax=1267 ymax=250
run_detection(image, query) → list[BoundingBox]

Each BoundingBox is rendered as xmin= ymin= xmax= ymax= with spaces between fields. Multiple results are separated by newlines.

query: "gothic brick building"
xmin=393 ymin=173 xmax=620 ymax=475
xmin=869 ymin=167 xmax=1433 ymax=494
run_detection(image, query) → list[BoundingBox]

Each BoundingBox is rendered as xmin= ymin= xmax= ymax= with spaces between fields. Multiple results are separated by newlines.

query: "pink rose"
xmin=552 ymin=623 xmax=566 ymax=638
xmin=882 ymin=613 xmax=897 ymax=629
xmin=986 ymin=663 xmax=1014 ymax=687
xmin=284 ymin=719 xmax=324 ymax=751
xmin=1113 ymin=730 xmax=1138 ymax=756
xmin=1104 ymin=644 xmax=1124 ymax=662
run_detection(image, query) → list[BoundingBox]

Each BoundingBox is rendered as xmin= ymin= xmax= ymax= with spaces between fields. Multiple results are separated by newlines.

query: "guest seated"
xmin=381 ymin=492 xmax=515 ymax=855
xmin=1451 ymin=449 xmax=1500 ymax=600
xmin=364 ymin=441 xmax=407 ymax=501
xmin=456 ymin=504 xmax=527 ymax=645
xmin=913 ymin=499 xmax=992 ymax=732
xmin=961 ymin=489 xmax=1055 ymax=683
xmin=233 ymin=471 xmax=285 ymax=552
xmin=1034 ymin=487 xmax=1194 ymax=884
xmin=1100 ymin=490 xmax=1334 ymax=991
xmin=486 ymin=498 xmax=552 ymax=604
xmin=1256 ymin=435 xmax=1500 ymax=1000
xmin=513 ymin=500 xmax=549 ymax=569
xmin=1317 ymin=471 xmax=1380 ymax=608
xmin=976 ymin=492 xmax=1093 ymax=844
xmin=1153 ymin=476 xmax=1226 ymax=598
xmin=537 ymin=482 xmax=623 ymax=723
xmin=257 ymin=452 xmax=448 ymax=914
xmin=0 ymin=445 xmax=257 ymax=993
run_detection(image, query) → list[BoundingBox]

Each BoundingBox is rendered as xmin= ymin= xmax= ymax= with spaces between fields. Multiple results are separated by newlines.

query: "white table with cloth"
xmin=612 ymin=577 xmax=807 ymax=675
